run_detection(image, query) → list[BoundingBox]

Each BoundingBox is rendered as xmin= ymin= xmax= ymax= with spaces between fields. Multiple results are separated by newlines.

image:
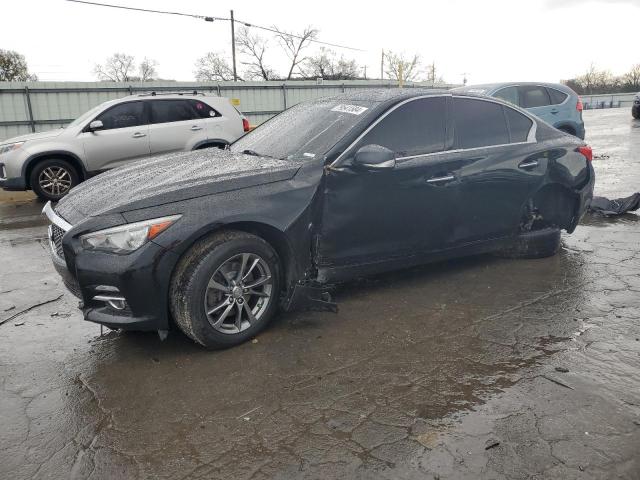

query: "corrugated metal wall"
xmin=0 ymin=80 xmax=454 ymax=141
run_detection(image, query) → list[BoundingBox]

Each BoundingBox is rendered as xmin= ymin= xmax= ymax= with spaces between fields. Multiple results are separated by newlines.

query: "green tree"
xmin=0 ymin=49 xmax=37 ymax=81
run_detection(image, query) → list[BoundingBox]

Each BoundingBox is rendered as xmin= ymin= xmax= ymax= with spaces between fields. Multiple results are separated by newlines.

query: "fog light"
xmin=92 ymin=294 xmax=127 ymax=311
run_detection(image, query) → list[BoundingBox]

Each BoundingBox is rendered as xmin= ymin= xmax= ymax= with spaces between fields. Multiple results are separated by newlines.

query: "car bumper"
xmin=575 ymin=123 xmax=586 ymax=140
xmin=43 ymin=203 xmax=178 ymax=332
xmin=569 ymin=162 xmax=595 ymax=232
xmin=0 ymin=163 xmax=27 ymax=191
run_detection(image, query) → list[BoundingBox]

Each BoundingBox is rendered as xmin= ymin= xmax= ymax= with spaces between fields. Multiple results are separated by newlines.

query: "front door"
xmin=81 ymin=101 xmax=150 ymax=172
xmin=317 ymin=96 xmax=461 ymax=267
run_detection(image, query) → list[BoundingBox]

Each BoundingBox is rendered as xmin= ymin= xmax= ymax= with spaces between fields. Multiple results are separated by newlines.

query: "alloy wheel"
xmin=38 ymin=166 xmax=72 ymax=196
xmin=203 ymin=252 xmax=273 ymax=334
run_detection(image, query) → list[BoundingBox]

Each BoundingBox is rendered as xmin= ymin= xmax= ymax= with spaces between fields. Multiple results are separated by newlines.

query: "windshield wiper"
xmin=241 ymin=149 xmax=278 ymax=160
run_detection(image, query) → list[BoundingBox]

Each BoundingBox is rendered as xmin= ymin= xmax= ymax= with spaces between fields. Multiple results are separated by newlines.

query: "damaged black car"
xmin=43 ymin=90 xmax=595 ymax=348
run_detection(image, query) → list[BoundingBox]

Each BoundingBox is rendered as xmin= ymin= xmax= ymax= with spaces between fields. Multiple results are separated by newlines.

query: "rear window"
xmin=547 ymin=88 xmax=568 ymax=105
xmin=190 ymin=100 xmax=219 ymax=118
xmin=504 ymin=107 xmax=533 ymax=142
xmin=519 ymin=86 xmax=551 ymax=108
xmin=452 ymin=98 xmax=509 ymax=149
xmin=150 ymin=100 xmax=198 ymax=124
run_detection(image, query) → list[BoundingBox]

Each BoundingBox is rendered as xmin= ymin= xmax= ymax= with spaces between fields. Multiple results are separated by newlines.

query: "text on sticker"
xmin=330 ymin=104 xmax=368 ymax=115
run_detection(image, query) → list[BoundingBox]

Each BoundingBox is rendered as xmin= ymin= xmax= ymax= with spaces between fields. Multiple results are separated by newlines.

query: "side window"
xmin=504 ymin=107 xmax=533 ymax=143
xmin=358 ymin=97 xmax=446 ymax=157
xmin=96 ymin=102 xmax=145 ymax=130
xmin=494 ymin=86 xmax=518 ymax=106
xmin=190 ymin=100 xmax=218 ymax=119
xmin=150 ymin=100 xmax=198 ymax=124
xmin=547 ymin=88 xmax=568 ymax=105
xmin=452 ymin=98 xmax=509 ymax=149
xmin=518 ymin=86 xmax=551 ymax=108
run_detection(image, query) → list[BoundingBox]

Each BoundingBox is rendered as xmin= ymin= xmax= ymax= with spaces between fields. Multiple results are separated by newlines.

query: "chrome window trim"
xmin=42 ymin=201 xmax=72 ymax=231
xmin=330 ymin=94 xmax=536 ymax=168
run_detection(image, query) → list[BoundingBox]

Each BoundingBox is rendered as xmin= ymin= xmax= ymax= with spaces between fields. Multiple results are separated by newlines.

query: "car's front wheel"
xmin=170 ymin=230 xmax=281 ymax=349
xmin=30 ymin=158 xmax=80 ymax=201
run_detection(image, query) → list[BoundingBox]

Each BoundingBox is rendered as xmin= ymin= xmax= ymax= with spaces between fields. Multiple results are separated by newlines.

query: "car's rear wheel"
xmin=30 ymin=158 xmax=80 ymax=202
xmin=170 ymin=230 xmax=281 ymax=349
xmin=496 ymin=227 xmax=561 ymax=259
xmin=632 ymin=108 xmax=640 ymax=120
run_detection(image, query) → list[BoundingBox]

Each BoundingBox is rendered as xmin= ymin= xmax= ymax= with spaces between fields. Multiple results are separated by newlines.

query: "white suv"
xmin=0 ymin=92 xmax=249 ymax=201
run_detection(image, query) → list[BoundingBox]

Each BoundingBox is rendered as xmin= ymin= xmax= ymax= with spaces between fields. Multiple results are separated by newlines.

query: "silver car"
xmin=0 ymin=93 xmax=249 ymax=201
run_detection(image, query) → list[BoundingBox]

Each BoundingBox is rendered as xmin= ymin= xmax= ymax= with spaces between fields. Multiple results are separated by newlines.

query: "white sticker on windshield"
xmin=331 ymin=104 xmax=368 ymax=115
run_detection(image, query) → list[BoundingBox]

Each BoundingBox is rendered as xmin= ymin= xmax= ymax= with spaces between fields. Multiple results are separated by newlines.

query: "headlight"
xmin=0 ymin=141 xmax=25 ymax=155
xmin=80 ymin=215 xmax=181 ymax=254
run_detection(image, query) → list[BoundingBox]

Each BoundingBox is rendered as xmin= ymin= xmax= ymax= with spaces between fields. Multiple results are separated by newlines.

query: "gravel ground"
xmin=0 ymin=108 xmax=639 ymax=479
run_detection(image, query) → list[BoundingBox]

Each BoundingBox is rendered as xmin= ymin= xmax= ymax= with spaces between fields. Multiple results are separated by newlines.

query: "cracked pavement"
xmin=1 ymin=108 xmax=639 ymax=479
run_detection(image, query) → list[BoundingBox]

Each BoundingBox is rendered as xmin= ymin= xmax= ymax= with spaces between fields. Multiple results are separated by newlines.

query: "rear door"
xmin=81 ymin=101 xmax=150 ymax=171
xmin=147 ymin=99 xmax=207 ymax=154
xmin=518 ymin=85 xmax=553 ymax=123
xmin=449 ymin=97 xmax=544 ymax=243
xmin=546 ymin=87 xmax=571 ymax=124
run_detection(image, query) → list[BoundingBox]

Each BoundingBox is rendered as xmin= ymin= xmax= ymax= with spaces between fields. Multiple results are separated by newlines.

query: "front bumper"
xmin=43 ymin=202 xmax=178 ymax=331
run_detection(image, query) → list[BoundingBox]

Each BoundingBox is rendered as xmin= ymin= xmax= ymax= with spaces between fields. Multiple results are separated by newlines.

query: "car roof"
xmin=314 ymin=88 xmax=450 ymax=104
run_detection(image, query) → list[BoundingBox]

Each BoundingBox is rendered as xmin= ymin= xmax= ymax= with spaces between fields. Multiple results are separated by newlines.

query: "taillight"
xmin=578 ymin=145 xmax=592 ymax=162
xmin=242 ymin=118 xmax=250 ymax=132
xmin=576 ymin=98 xmax=583 ymax=112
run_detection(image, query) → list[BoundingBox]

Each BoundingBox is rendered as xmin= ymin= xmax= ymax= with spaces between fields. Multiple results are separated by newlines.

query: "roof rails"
xmin=136 ymin=91 xmax=205 ymax=97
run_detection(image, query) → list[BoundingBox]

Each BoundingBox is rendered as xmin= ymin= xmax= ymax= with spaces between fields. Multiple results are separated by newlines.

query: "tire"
xmin=29 ymin=158 xmax=80 ymax=202
xmin=496 ymin=228 xmax=561 ymax=260
xmin=170 ymin=230 xmax=281 ymax=349
xmin=632 ymin=109 xmax=640 ymax=120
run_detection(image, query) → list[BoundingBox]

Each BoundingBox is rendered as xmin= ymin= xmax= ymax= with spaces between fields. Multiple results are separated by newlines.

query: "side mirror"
xmin=88 ymin=120 xmax=104 ymax=132
xmin=353 ymin=144 xmax=396 ymax=170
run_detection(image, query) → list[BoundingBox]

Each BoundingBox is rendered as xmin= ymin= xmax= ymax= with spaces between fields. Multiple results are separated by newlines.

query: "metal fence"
xmin=0 ymin=80 xmax=455 ymax=142
xmin=580 ymin=92 xmax=636 ymax=110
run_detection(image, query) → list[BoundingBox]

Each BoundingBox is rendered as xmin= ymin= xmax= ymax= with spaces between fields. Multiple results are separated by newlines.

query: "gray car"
xmin=0 ymin=93 xmax=249 ymax=201
xmin=452 ymin=82 xmax=585 ymax=139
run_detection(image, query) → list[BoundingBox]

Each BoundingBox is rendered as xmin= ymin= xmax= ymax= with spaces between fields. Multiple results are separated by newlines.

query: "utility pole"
xmin=363 ymin=65 xmax=367 ymax=79
xmin=398 ymin=62 xmax=404 ymax=88
xmin=230 ymin=9 xmax=237 ymax=81
xmin=380 ymin=49 xmax=384 ymax=80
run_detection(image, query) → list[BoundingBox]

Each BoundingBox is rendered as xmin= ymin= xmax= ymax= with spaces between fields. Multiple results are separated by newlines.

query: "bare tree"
xmin=305 ymin=47 xmax=359 ymax=80
xmin=384 ymin=51 xmax=421 ymax=82
xmin=139 ymin=58 xmax=158 ymax=82
xmin=623 ymin=64 xmax=640 ymax=91
xmin=237 ymin=26 xmax=276 ymax=80
xmin=0 ymin=49 xmax=37 ymax=81
xmin=94 ymin=53 xmax=136 ymax=82
xmin=194 ymin=52 xmax=236 ymax=81
xmin=273 ymin=26 xmax=318 ymax=80
xmin=425 ymin=61 xmax=445 ymax=85
xmin=575 ymin=63 xmax=599 ymax=94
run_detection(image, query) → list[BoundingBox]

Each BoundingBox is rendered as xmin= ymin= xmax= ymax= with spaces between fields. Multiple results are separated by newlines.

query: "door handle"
xmin=550 ymin=109 xmax=559 ymax=114
xmin=132 ymin=132 xmax=146 ymax=138
xmin=426 ymin=174 xmax=455 ymax=184
xmin=190 ymin=125 xmax=203 ymax=131
xmin=518 ymin=160 xmax=538 ymax=169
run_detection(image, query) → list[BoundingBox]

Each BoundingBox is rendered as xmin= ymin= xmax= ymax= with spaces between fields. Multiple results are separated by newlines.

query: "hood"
xmin=2 ymin=129 xmax=64 ymax=144
xmin=55 ymin=149 xmax=299 ymax=224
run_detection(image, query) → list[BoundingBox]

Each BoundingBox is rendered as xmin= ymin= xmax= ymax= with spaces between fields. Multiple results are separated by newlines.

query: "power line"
xmin=64 ymin=0 xmax=364 ymax=52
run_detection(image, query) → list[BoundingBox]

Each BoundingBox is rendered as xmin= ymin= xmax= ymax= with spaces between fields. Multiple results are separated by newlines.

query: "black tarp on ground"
xmin=588 ymin=193 xmax=640 ymax=216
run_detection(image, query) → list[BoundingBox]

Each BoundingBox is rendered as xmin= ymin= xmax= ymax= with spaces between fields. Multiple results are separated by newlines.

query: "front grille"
xmin=50 ymin=223 xmax=66 ymax=259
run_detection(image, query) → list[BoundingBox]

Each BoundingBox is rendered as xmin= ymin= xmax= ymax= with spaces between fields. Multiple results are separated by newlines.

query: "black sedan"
xmin=44 ymin=89 xmax=595 ymax=348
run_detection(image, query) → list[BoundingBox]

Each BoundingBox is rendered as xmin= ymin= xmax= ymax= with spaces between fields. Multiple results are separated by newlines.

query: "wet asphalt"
xmin=1 ymin=108 xmax=639 ymax=479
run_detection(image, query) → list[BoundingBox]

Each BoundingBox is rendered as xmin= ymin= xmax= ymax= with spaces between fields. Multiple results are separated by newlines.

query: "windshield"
xmin=231 ymin=100 xmax=375 ymax=160
xmin=66 ymin=104 xmax=107 ymax=128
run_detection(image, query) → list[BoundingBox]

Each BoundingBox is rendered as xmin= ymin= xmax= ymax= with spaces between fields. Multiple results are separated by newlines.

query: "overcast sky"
xmin=1 ymin=0 xmax=638 ymax=84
